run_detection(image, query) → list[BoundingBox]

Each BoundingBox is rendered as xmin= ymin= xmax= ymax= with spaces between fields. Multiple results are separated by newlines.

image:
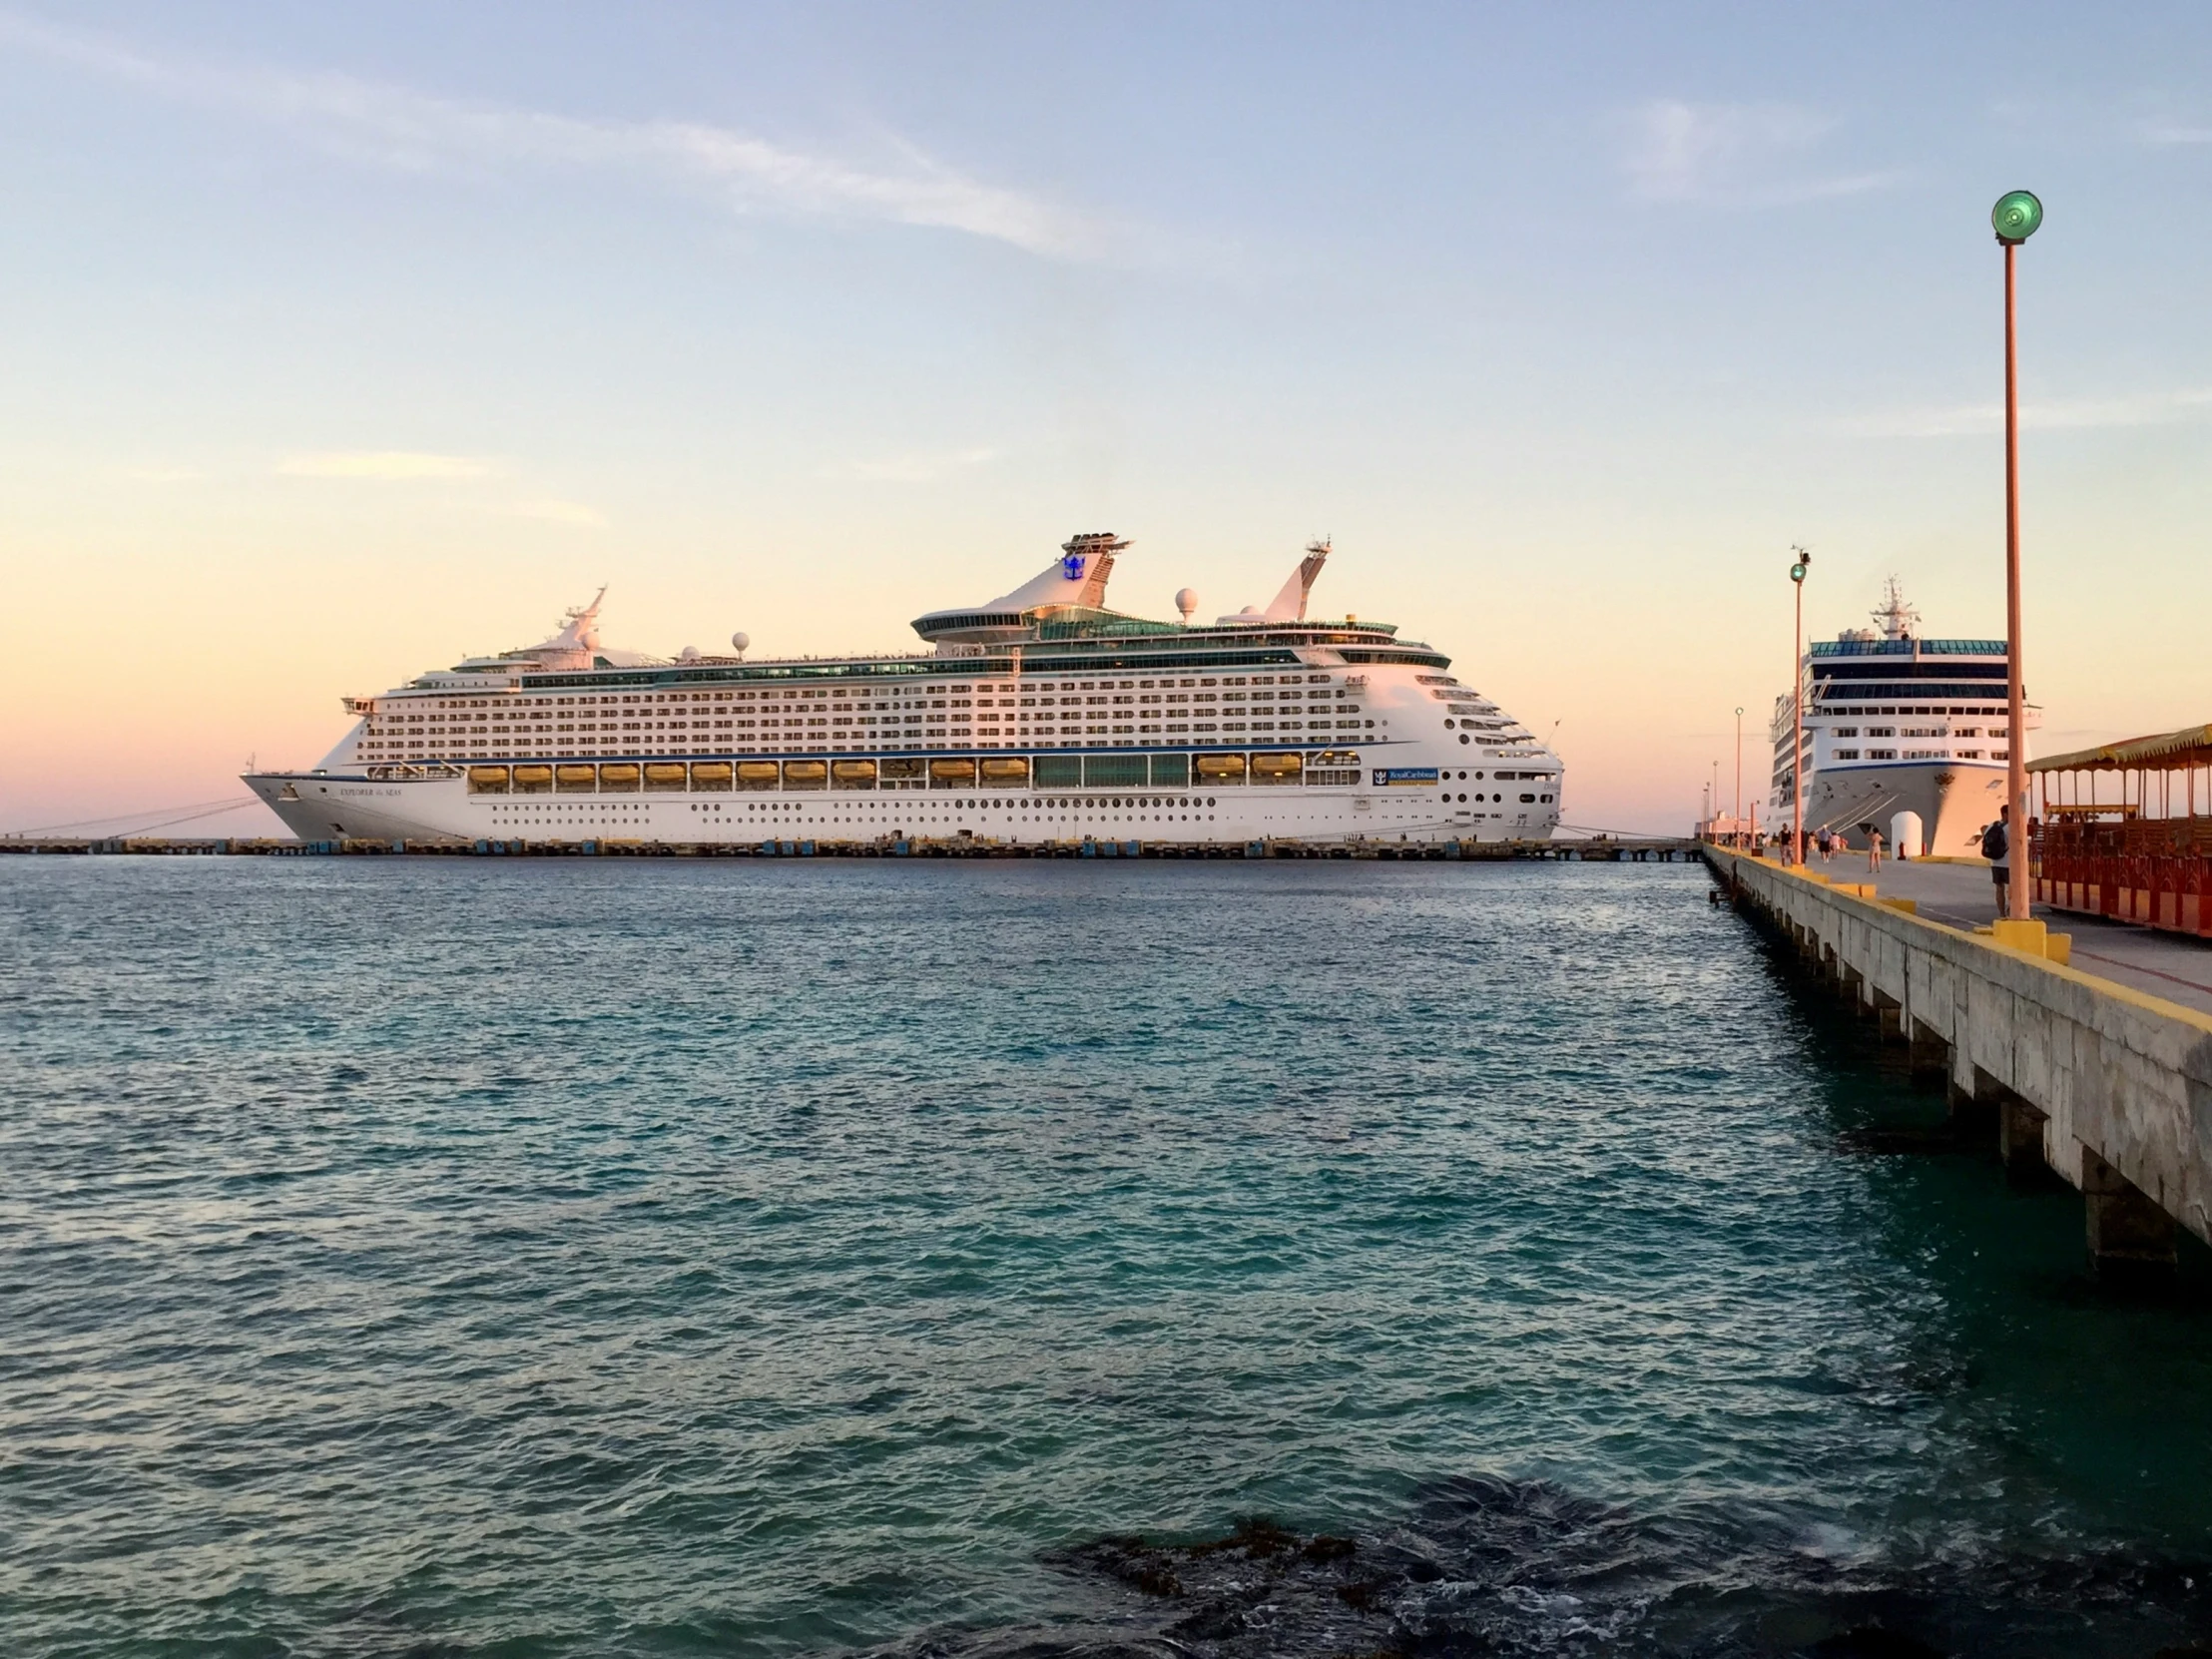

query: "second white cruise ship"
xmin=1770 ymin=581 xmax=2038 ymax=856
xmin=244 ymin=535 xmax=1564 ymax=847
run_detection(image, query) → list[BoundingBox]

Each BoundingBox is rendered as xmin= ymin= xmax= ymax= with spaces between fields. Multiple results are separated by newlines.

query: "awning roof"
xmin=2029 ymin=723 xmax=2212 ymax=774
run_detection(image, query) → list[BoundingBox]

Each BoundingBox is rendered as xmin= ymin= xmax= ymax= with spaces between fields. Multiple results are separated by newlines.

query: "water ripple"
xmin=3 ymin=858 xmax=2210 ymax=1656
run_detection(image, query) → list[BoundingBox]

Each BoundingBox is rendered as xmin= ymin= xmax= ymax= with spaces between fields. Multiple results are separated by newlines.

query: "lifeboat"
xmin=737 ymin=762 xmax=781 ymax=791
xmin=643 ymin=762 xmax=689 ymax=792
xmin=929 ymin=758 xmax=978 ymax=787
xmin=598 ymin=762 xmax=642 ymax=793
xmin=690 ymin=761 xmax=734 ymax=791
xmin=467 ymin=766 xmax=511 ymax=795
xmin=556 ymin=764 xmax=598 ymax=794
xmin=881 ymin=758 xmax=926 ymax=786
xmin=1195 ymin=753 xmax=1248 ymax=783
xmin=512 ymin=764 xmax=554 ymax=795
xmin=979 ymin=757 xmax=1029 ymax=786
xmin=1251 ymin=752 xmax=1303 ymax=785
xmin=832 ymin=759 xmax=879 ymax=789
xmin=783 ymin=760 xmax=829 ymax=791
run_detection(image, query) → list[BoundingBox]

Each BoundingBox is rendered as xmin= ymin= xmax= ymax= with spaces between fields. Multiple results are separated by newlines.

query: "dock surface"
xmin=1802 ymin=854 xmax=2212 ymax=1016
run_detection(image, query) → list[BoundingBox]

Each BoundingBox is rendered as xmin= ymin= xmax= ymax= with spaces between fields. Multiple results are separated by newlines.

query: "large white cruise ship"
xmin=1770 ymin=581 xmax=2039 ymax=856
xmin=244 ymin=534 xmax=1563 ymax=847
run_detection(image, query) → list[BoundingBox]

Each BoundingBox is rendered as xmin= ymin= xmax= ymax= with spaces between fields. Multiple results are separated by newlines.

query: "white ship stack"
xmin=245 ymin=534 xmax=1563 ymax=847
xmin=1771 ymin=579 xmax=2038 ymax=856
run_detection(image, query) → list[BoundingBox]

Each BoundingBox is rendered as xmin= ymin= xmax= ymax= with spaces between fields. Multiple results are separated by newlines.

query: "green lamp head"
xmin=1991 ymin=190 xmax=2043 ymax=246
xmin=1789 ymin=557 xmax=1810 ymax=584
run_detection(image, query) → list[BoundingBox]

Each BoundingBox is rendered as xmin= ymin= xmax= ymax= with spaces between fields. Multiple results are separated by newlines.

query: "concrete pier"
xmin=1706 ymin=846 xmax=2212 ymax=1275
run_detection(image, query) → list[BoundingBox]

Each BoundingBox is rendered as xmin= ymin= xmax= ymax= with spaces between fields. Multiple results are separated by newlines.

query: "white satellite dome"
xmin=1175 ymin=588 xmax=1198 ymax=623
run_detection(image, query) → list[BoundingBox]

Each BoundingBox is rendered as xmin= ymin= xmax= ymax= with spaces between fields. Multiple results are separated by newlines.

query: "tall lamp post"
xmin=1789 ymin=547 xmax=1812 ymax=864
xmin=1734 ymin=706 xmax=1744 ymax=823
xmin=1993 ymin=189 xmax=2042 ymax=920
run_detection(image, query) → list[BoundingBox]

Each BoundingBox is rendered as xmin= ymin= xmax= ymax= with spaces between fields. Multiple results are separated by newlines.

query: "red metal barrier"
xmin=2030 ymin=723 xmax=2212 ymax=940
xmin=2034 ymin=819 xmax=2212 ymax=937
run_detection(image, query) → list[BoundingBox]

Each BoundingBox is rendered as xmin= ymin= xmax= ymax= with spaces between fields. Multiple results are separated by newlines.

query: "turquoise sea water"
xmin=3 ymin=856 xmax=2211 ymax=1657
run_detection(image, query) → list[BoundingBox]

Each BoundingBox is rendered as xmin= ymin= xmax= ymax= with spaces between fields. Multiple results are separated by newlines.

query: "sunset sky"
xmin=5 ymin=2 xmax=2209 ymax=836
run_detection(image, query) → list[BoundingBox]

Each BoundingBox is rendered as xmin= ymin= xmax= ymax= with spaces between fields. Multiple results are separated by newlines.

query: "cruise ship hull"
xmin=245 ymin=748 xmax=1557 ymax=848
xmin=244 ymin=534 xmax=1564 ymax=850
xmin=1804 ymin=758 xmax=2007 ymax=856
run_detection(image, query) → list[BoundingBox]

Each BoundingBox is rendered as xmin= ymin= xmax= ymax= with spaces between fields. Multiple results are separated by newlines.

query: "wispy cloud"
xmin=1625 ymin=100 xmax=1900 ymax=206
xmin=0 ymin=12 xmax=1106 ymax=261
xmin=277 ymin=450 xmax=494 ymax=479
xmin=824 ymin=445 xmax=1000 ymax=483
xmin=509 ymin=497 xmax=607 ymax=527
xmin=1842 ymin=388 xmax=2212 ymax=438
xmin=2136 ymin=118 xmax=2212 ymax=146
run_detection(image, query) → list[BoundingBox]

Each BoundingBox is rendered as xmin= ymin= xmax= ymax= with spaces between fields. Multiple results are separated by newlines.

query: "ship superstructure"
xmin=245 ymin=535 xmax=1563 ymax=847
xmin=1770 ymin=579 xmax=2038 ymax=855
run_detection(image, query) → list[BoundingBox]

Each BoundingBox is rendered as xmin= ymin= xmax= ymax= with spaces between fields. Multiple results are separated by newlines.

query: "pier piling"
xmin=1706 ymin=844 xmax=2212 ymax=1279
xmin=2084 ymin=1149 xmax=2179 ymax=1277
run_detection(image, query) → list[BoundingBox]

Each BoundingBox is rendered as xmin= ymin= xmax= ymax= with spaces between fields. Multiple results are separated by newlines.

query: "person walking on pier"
xmin=1981 ymin=809 xmax=2010 ymax=908
xmin=1867 ymin=827 xmax=1884 ymax=872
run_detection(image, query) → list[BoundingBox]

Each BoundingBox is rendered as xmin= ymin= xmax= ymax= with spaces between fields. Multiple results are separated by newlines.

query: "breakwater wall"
xmin=1706 ymin=846 xmax=2212 ymax=1272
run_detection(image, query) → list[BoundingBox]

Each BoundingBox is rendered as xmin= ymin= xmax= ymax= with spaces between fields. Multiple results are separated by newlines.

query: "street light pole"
xmin=1993 ymin=189 xmax=2042 ymax=921
xmin=1734 ymin=707 xmax=1744 ymax=823
xmin=1789 ymin=547 xmax=1812 ymax=865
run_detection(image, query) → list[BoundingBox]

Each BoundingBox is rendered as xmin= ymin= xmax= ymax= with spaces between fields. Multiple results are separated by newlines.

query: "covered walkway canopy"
xmin=2030 ymin=721 xmax=2212 ymax=938
xmin=2030 ymin=723 xmax=2212 ymax=775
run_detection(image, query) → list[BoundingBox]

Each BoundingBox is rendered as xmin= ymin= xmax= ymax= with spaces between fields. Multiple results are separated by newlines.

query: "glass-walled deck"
xmin=449 ymin=747 xmax=1381 ymax=797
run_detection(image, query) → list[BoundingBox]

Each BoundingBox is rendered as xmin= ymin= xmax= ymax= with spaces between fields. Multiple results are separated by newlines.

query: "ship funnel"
xmin=1260 ymin=538 xmax=1332 ymax=622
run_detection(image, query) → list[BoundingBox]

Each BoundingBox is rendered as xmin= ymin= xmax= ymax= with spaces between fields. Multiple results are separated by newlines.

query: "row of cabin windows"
xmin=366 ymin=701 xmax=1365 ymax=734
xmin=1832 ymin=749 xmax=2008 ymax=762
xmin=365 ymin=709 xmax=1368 ymax=738
xmin=375 ymin=690 xmax=1350 ymax=717
xmin=370 ymin=709 xmax=1367 ymax=729
xmin=366 ymin=674 xmax=1355 ymax=722
xmin=1829 ymin=726 xmax=2006 ymax=739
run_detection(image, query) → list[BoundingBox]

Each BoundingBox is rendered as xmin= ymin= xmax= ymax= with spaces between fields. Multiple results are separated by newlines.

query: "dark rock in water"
xmin=865 ymin=1474 xmax=2212 ymax=1659
xmin=889 ymin=1635 xmax=1184 ymax=1659
xmin=1049 ymin=1513 xmax=1398 ymax=1658
xmin=1806 ymin=1628 xmax=1947 ymax=1659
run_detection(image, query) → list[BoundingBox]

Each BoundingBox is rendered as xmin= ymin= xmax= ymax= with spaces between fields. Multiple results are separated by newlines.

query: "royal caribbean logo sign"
xmin=1374 ymin=768 xmax=1439 ymax=787
xmin=1062 ymin=554 xmax=1085 ymax=580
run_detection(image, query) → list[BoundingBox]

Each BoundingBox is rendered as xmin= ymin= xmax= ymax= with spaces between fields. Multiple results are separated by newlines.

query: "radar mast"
xmin=1872 ymin=577 xmax=1920 ymax=642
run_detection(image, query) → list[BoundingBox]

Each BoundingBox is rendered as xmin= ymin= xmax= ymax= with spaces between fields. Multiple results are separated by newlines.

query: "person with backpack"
xmin=1980 ymin=809 xmax=2011 ymax=908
